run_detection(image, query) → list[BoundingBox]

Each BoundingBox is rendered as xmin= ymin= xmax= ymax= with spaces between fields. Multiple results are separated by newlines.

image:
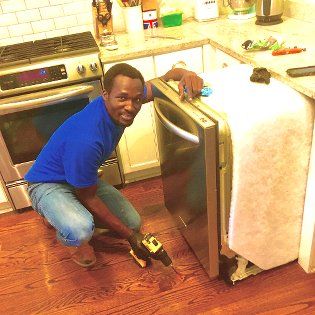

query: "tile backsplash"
xmin=284 ymin=0 xmax=315 ymax=23
xmin=0 ymin=0 xmax=314 ymax=46
xmin=0 ymin=0 xmax=94 ymax=45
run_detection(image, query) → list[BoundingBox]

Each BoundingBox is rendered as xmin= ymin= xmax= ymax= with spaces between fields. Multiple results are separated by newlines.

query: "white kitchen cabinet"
xmin=203 ymin=44 xmax=217 ymax=73
xmin=215 ymin=48 xmax=242 ymax=69
xmin=103 ymin=57 xmax=160 ymax=183
xmin=299 ymin=121 xmax=315 ymax=273
xmin=204 ymin=44 xmax=242 ymax=71
xmin=154 ymin=47 xmax=204 ymax=76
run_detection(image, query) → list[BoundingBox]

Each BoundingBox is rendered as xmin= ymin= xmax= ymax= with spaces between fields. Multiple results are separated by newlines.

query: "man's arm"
xmin=144 ymin=68 xmax=204 ymax=103
xmin=75 ymin=185 xmax=133 ymax=239
xmin=75 ymin=185 xmax=151 ymax=260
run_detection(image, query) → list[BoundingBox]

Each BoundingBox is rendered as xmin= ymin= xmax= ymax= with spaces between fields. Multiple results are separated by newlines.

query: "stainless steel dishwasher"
xmin=152 ymin=68 xmax=301 ymax=283
xmin=152 ymin=78 xmax=220 ymax=278
xmin=151 ymin=77 xmax=263 ymax=284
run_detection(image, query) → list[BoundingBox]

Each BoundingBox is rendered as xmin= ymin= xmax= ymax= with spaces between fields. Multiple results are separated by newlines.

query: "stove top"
xmin=0 ymin=31 xmax=103 ymax=98
xmin=0 ymin=32 xmax=99 ymax=68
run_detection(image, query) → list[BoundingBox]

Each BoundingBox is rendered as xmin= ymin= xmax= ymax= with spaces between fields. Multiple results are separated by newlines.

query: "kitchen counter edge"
xmin=99 ymin=17 xmax=315 ymax=100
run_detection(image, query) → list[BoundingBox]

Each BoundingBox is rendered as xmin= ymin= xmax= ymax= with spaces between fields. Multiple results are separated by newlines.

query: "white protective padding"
xmin=201 ymin=64 xmax=314 ymax=270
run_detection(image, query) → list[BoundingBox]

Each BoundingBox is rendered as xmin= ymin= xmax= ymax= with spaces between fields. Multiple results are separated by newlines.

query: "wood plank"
xmin=0 ymin=176 xmax=314 ymax=314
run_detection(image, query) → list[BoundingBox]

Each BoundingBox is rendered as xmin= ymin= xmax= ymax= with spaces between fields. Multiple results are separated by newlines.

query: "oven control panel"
xmin=0 ymin=65 xmax=68 ymax=91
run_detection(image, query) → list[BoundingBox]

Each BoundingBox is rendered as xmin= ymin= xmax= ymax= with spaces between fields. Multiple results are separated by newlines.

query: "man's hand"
xmin=128 ymin=231 xmax=150 ymax=261
xmin=177 ymin=70 xmax=203 ymax=101
xmin=144 ymin=68 xmax=204 ymax=104
xmin=160 ymin=68 xmax=204 ymax=101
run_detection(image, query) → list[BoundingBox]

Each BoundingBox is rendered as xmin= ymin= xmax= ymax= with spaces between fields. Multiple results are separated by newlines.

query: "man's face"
xmin=103 ymin=74 xmax=144 ymax=127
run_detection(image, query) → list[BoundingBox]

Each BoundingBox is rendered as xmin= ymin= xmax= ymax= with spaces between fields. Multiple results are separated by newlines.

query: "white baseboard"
xmin=0 ymin=202 xmax=13 ymax=214
xmin=124 ymin=166 xmax=161 ymax=184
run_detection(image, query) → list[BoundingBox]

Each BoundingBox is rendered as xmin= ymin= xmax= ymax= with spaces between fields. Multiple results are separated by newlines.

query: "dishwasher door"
xmin=154 ymin=95 xmax=220 ymax=278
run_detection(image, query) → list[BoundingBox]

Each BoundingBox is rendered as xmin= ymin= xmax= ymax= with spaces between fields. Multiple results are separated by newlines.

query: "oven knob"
xmin=89 ymin=62 xmax=98 ymax=72
xmin=77 ymin=64 xmax=86 ymax=74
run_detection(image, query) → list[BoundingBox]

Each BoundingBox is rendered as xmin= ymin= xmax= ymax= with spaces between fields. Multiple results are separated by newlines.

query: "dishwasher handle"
xmin=154 ymin=101 xmax=199 ymax=144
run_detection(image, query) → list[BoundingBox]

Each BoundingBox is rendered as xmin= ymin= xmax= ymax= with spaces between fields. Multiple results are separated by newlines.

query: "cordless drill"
xmin=130 ymin=233 xmax=172 ymax=268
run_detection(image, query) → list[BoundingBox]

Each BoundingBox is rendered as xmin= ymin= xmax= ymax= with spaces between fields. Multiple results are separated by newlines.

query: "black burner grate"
xmin=0 ymin=41 xmax=35 ymax=65
xmin=0 ymin=32 xmax=98 ymax=67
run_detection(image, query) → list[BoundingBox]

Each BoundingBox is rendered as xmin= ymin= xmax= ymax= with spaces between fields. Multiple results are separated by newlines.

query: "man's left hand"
xmin=178 ymin=71 xmax=204 ymax=101
xmin=145 ymin=68 xmax=204 ymax=104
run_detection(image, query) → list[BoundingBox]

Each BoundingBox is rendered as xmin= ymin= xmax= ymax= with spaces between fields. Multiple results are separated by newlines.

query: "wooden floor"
xmin=0 ymin=177 xmax=314 ymax=315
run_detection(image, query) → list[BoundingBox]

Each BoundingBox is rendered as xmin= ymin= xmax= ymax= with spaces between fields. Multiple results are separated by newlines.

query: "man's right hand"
xmin=127 ymin=231 xmax=150 ymax=261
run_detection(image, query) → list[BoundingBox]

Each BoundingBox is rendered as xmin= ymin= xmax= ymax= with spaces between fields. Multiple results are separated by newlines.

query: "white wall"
xmin=111 ymin=0 xmax=194 ymax=32
xmin=157 ymin=0 xmax=194 ymax=20
xmin=0 ymin=0 xmax=194 ymax=45
xmin=284 ymin=0 xmax=315 ymax=22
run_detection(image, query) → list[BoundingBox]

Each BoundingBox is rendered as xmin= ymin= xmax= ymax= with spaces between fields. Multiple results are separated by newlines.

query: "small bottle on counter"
xmin=92 ymin=0 xmax=99 ymax=38
xmin=100 ymin=30 xmax=118 ymax=50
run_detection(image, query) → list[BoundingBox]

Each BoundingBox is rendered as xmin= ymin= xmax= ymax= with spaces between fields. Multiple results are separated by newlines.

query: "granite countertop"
xmin=99 ymin=16 xmax=315 ymax=100
xmin=99 ymin=21 xmax=209 ymax=62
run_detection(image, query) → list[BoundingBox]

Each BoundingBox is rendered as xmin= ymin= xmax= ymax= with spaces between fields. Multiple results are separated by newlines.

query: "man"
xmin=25 ymin=63 xmax=203 ymax=267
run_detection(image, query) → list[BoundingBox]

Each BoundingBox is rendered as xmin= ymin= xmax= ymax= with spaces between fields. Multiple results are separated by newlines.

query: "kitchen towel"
xmin=201 ymin=64 xmax=314 ymax=270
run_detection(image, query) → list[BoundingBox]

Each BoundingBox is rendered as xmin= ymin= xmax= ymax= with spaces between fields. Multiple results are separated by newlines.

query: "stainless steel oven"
xmin=0 ymin=32 xmax=123 ymax=211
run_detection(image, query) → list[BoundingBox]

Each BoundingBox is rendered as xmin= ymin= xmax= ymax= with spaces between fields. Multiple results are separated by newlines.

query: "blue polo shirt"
xmin=25 ymin=96 xmax=124 ymax=188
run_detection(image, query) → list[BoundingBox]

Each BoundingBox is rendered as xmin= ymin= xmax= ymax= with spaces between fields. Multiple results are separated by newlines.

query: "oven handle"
xmin=154 ymin=101 xmax=199 ymax=144
xmin=0 ymin=85 xmax=94 ymax=115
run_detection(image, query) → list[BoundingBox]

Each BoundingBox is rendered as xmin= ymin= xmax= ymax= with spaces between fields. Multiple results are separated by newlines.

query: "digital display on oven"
xmin=19 ymin=68 xmax=48 ymax=83
xmin=0 ymin=64 xmax=67 ymax=90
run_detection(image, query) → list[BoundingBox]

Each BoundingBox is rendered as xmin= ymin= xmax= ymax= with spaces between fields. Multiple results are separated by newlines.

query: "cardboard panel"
xmin=142 ymin=0 xmax=158 ymax=11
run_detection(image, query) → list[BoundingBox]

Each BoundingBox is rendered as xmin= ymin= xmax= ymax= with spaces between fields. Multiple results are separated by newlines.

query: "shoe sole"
xmin=71 ymin=256 xmax=96 ymax=267
xmin=42 ymin=217 xmax=54 ymax=229
xmin=69 ymin=244 xmax=96 ymax=268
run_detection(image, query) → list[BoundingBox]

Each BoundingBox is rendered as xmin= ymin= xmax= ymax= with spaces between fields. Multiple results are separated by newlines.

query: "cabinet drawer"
xmin=154 ymin=47 xmax=204 ymax=77
xmin=215 ymin=49 xmax=241 ymax=69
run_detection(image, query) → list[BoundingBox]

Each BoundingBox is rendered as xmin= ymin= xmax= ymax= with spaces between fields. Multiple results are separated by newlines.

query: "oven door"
xmin=0 ymin=80 xmax=101 ymax=184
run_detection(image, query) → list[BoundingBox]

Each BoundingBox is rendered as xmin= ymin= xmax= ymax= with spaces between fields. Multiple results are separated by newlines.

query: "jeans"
xmin=27 ymin=180 xmax=141 ymax=247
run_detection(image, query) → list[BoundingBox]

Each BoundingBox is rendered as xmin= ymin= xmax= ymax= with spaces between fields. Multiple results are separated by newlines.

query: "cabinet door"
xmin=154 ymin=47 xmax=204 ymax=77
xmin=103 ymin=57 xmax=160 ymax=183
xmin=203 ymin=45 xmax=242 ymax=73
xmin=299 ymin=121 xmax=315 ymax=273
